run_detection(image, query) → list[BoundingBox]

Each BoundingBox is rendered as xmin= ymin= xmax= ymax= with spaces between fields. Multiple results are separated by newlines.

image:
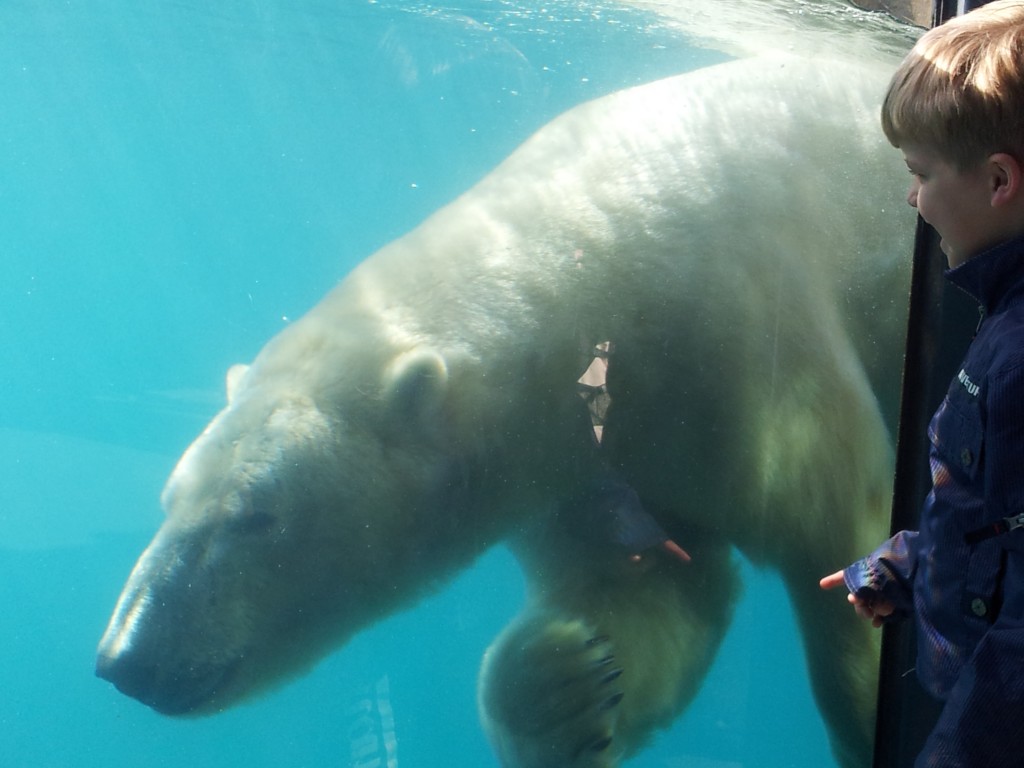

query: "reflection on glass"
xmin=1 ymin=2 xmax=921 ymax=766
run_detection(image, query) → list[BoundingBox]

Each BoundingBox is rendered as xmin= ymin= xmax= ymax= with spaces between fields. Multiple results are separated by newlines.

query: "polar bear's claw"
xmin=480 ymin=616 xmax=627 ymax=766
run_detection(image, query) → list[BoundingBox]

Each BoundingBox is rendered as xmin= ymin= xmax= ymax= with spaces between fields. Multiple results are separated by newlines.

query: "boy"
xmin=820 ymin=1 xmax=1024 ymax=765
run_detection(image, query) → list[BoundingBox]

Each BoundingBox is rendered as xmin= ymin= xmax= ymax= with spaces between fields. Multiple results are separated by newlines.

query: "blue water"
xmin=1 ymin=2 xmax=839 ymax=766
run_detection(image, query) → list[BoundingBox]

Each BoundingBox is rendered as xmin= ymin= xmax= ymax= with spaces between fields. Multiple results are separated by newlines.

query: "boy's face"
xmin=901 ymin=143 xmax=1001 ymax=268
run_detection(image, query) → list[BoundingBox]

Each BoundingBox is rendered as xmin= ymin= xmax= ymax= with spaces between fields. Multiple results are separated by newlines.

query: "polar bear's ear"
xmin=383 ymin=348 xmax=449 ymax=431
xmin=225 ymin=364 xmax=250 ymax=405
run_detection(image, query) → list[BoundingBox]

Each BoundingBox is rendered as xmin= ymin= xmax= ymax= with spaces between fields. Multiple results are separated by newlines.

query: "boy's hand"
xmin=820 ymin=570 xmax=895 ymax=628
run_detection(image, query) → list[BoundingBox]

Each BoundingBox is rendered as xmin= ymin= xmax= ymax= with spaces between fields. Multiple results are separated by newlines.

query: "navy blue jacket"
xmin=844 ymin=235 xmax=1024 ymax=767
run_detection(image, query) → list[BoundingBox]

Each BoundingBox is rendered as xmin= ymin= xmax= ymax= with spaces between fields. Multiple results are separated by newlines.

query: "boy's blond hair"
xmin=881 ymin=0 xmax=1024 ymax=169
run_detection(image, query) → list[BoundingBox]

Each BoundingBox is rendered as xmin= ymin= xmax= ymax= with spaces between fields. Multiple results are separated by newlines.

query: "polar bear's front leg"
xmin=478 ymin=542 xmax=740 ymax=768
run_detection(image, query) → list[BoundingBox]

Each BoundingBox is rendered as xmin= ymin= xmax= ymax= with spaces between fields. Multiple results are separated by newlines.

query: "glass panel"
xmin=1 ymin=2 xmax=921 ymax=766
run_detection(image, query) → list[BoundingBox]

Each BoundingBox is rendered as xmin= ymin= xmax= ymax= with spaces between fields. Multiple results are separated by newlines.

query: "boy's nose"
xmin=906 ymin=186 xmax=918 ymax=208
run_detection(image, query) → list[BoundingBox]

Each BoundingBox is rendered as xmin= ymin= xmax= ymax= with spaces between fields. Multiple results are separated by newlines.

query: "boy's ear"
xmin=988 ymin=152 xmax=1023 ymax=207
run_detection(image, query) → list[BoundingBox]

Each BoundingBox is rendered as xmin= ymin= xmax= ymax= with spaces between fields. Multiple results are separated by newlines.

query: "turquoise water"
xmin=1 ymin=2 xmax=849 ymax=766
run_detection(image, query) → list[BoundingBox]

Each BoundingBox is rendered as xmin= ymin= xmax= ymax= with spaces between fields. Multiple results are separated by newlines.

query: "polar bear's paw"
xmin=479 ymin=615 xmax=626 ymax=768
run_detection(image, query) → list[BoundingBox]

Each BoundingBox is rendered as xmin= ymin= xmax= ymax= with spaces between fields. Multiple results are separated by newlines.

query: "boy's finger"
xmin=819 ymin=570 xmax=846 ymax=590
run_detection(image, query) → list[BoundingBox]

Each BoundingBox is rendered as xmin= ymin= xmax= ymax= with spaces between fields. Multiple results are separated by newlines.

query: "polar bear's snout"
xmin=95 ymin=528 xmax=249 ymax=715
xmin=95 ymin=629 xmax=239 ymax=716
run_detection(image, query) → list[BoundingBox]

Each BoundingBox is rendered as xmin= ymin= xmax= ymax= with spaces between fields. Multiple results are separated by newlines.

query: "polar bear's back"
xmin=333 ymin=55 xmax=912 ymax=413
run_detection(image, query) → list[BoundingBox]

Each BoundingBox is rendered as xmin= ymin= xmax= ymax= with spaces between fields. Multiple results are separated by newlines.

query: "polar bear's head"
xmin=95 ymin=338 xmax=494 ymax=714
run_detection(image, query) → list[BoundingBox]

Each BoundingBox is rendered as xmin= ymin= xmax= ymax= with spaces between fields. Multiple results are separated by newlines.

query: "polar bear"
xmin=96 ymin=53 xmax=915 ymax=767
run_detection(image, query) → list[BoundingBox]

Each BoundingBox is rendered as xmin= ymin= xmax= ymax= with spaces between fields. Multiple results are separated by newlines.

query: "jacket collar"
xmin=946 ymin=234 xmax=1024 ymax=315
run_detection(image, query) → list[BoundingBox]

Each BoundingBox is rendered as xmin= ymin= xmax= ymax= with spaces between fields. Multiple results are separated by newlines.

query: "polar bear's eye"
xmin=228 ymin=509 xmax=277 ymax=535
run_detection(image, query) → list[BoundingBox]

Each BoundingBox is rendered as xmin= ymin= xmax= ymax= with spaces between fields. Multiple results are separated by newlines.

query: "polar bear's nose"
xmin=95 ymin=647 xmax=165 ymax=710
xmin=96 ymin=644 xmax=235 ymax=716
